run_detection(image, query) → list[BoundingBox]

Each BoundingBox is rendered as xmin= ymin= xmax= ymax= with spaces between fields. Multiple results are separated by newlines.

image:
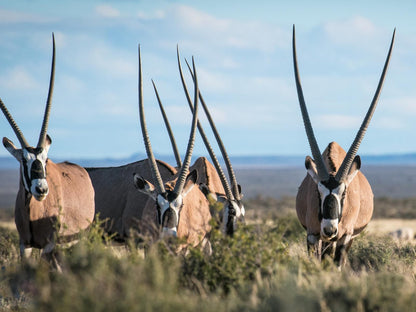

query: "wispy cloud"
xmin=171 ymin=5 xmax=287 ymax=53
xmin=0 ymin=66 xmax=40 ymax=90
xmin=95 ymin=5 xmax=121 ymax=18
xmin=324 ymin=16 xmax=378 ymax=45
xmin=0 ymin=8 xmax=54 ymax=24
xmin=0 ymin=2 xmax=413 ymax=157
xmin=315 ymin=114 xmax=361 ymax=129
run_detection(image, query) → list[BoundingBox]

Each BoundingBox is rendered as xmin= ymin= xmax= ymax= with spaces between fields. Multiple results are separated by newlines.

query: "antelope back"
xmin=191 ymin=157 xmax=225 ymax=196
xmin=87 ymin=159 xmax=176 ymax=238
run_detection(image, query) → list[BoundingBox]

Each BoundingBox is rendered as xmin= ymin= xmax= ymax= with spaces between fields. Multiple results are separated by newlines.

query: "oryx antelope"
xmin=133 ymin=47 xmax=213 ymax=246
xmin=293 ymin=26 xmax=395 ymax=266
xmin=144 ymin=48 xmax=245 ymax=237
xmin=176 ymin=50 xmax=245 ymax=235
xmin=0 ymin=34 xmax=95 ymax=267
xmin=149 ymin=50 xmax=245 ymax=236
xmin=87 ymin=49 xmax=209 ymax=246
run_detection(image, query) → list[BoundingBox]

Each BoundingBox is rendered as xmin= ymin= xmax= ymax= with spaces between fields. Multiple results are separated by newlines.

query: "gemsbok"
xmin=176 ymin=50 xmax=245 ymax=235
xmin=133 ymin=47 xmax=213 ymax=247
xmin=149 ymin=49 xmax=245 ymax=236
xmin=146 ymin=48 xmax=245 ymax=237
xmin=292 ymin=25 xmax=395 ymax=266
xmin=88 ymin=47 xmax=243 ymax=246
xmin=0 ymin=34 xmax=95 ymax=268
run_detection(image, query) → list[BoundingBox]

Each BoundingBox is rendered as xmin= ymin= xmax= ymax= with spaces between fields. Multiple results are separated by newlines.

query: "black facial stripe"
xmin=226 ymin=216 xmax=235 ymax=236
xmin=162 ymin=208 xmax=177 ymax=229
xmin=21 ymin=158 xmax=31 ymax=189
xmin=323 ymin=194 xmax=339 ymax=219
xmin=167 ymin=191 xmax=178 ymax=202
xmin=321 ymin=176 xmax=340 ymax=190
xmin=314 ymin=186 xmax=322 ymax=221
xmin=228 ymin=203 xmax=236 ymax=217
xmin=31 ymin=159 xmax=45 ymax=179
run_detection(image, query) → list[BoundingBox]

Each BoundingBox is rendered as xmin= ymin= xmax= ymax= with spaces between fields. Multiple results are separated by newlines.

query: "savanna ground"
xmin=0 ymin=167 xmax=416 ymax=311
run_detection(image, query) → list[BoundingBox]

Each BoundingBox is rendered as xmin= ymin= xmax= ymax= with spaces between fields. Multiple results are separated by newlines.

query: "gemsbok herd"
xmin=0 ymin=26 xmax=397 ymax=269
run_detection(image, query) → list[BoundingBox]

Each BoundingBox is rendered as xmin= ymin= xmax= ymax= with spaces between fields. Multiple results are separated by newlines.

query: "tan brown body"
xmin=296 ymin=142 xmax=374 ymax=243
xmin=192 ymin=156 xmax=225 ymax=196
xmin=15 ymin=160 xmax=95 ymax=249
xmin=86 ymin=159 xmax=176 ymax=239
xmin=171 ymin=157 xmax=225 ymax=246
xmin=88 ymin=156 xmax=223 ymax=245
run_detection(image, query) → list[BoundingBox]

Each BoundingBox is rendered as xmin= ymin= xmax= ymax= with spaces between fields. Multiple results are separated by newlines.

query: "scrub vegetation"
xmin=0 ymin=198 xmax=415 ymax=311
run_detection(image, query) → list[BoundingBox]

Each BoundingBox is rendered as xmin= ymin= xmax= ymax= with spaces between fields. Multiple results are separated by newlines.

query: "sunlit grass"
xmin=0 ymin=199 xmax=415 ymax=311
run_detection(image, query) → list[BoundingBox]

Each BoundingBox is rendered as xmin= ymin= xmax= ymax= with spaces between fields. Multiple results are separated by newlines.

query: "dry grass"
xmin=0 ymin=196 xmax=415 ymax=310
xmin=366 ymin=219 xmax=416 ymax=235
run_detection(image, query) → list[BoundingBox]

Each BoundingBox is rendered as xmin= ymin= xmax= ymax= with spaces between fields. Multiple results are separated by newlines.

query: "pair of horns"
xmin=177 ymin=47 xmax=241 ymax=203
xmin=139 ymin=46 xmax=199 ymax=197
xmin=0 ymin=33 xmax=55 ymax=149
xmin=293 ymin=25 xmax=395 ymax=183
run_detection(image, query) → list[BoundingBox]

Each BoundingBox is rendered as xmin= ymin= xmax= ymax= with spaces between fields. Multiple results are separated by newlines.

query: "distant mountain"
xmin=1 ymin=153 xmax=416 ymax=170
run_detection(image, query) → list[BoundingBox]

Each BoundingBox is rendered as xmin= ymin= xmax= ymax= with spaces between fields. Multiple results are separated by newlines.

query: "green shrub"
xmin=0 ymin=200 xmax=415 ymax=311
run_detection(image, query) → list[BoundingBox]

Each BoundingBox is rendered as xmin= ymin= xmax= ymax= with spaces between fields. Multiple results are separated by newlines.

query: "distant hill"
xmin=1 ymin=153 xmax=416 ymax=170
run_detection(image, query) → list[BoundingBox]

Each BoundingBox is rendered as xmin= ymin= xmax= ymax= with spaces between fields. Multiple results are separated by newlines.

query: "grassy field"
xmin=0 ymin=196 xmax=415 ymax=311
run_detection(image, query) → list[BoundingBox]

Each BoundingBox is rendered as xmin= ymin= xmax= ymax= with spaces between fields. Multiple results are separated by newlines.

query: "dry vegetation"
xmin=0 ymin=197 xmax=415 ymax=311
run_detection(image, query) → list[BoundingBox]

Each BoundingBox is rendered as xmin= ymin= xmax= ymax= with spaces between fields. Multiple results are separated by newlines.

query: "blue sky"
xmin=0 ymin=1 xmax=415 ymax=160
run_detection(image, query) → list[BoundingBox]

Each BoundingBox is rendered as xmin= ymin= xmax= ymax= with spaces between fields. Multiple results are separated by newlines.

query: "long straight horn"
xmin=177 ymin=47 xmax=235 ymax=202
xmin=37 ymin=33 xmax=56 ymax=148
xmin=335 ymin=28 xmax=395 ymax=183
xmin=0 ymin=99 xmax=29 ymax=148
xmin=138 ymin=45 xmax=165 ymax=194
xmin=292 ymin=25 xmax=329 ymax=181
xmin=151 ymin=79 xmax=182 ymax=168
xmin=172 ymin=57 xmax=199 ymax=196
xmin=184 ymin=59 xmax=241 ymax=201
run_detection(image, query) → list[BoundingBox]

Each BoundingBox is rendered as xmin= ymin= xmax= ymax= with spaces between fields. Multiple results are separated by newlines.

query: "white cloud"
xmin=57 ymin=74 xmax=85 ymax=93
xmin=373 ymin=117 xmax=404 ymax=130
xmin=315 ymin=114 xmax=361 ymax=129
xmin=137 ymin=9 xmax=165 ymax=20
xmin=388 ymin=96 xmax=416 ymax=115
xmin=72 ymin=42 xmax=136 ymax=79
xmin=0 ymin=66 xmax=39 ymax=90
xmin=324 ymin=16 xmax=380 ymax=46
xmin=95 ymin=5 xmax=120 ymax=18
xmin=172 ymin=5 xmax=287 ymax=53
xmin=0 ymin=8 xmax=53 ymax=24
xmin=175 ymin=5 xmax=229 ymax=32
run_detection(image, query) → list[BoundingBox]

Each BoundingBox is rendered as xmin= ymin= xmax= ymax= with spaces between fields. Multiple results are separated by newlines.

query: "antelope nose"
xmin=35 ymin=186 xmax=47 ymax=194
xmin=323 ymin=226 xmax=338 ymax=238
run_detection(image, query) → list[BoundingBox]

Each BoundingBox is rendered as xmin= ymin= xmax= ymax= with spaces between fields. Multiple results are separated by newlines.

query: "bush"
xmin=0 ymin=201 xmax=415 ymax=311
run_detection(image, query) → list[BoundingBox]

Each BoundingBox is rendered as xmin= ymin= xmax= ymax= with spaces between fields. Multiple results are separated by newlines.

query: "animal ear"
xmin=199 ymin=183 xmax=210 ymax=197
xmin=2 ymin=137 xmax=22 ymax=161
xmin=183 ymin=169 xmax=198 ymax=197
xmin=133 ymin=173 xmax=157 ymax=200
xmin=44 ymin=134 xmax=52 ymax=153
xmin=237 ymin=184 xmax=244 ymax=199
xmin=344 ymin=155 xmax=361 ymax=186
xmin=199 ymin=183 xmax=219 ymax=202
xmin=305 ymin=155 xmax=320 ymax=184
